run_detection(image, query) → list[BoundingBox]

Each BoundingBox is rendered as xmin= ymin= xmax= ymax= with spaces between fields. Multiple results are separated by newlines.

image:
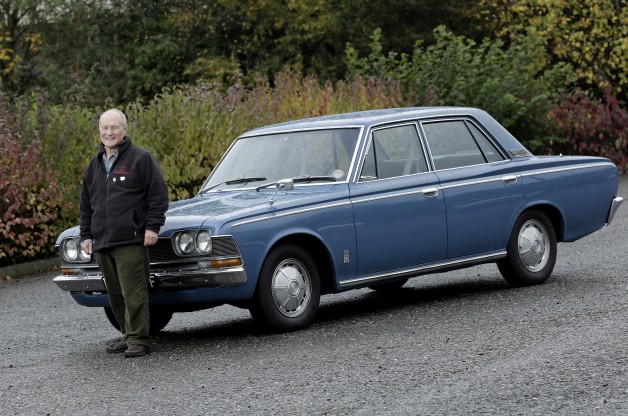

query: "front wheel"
xmin=104 ymin=306 xmax=173 ymax=334
xmin=497 ymin=210 xmax=557 ymax=287
xmin=249 ymin=244 xmax=321 ymax=332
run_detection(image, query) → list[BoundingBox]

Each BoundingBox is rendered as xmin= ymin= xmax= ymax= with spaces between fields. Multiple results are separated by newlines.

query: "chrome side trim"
xmin=517 ymin=162 xmax=615 ymax=178
xmin=339 ymin=251 xmax=507 ymax=289
xmin=607 ymin=196 xmax=624 ymax=225
xmin=232 ymin=200 xmax=352 ymax=227
xmin=438 ymin=174 xmax=513 ymax=190
xmin=351 ymin=188 xmax=430 ymax=205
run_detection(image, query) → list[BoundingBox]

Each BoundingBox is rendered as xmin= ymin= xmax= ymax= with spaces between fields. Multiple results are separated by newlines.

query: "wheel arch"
xmin=518 ymin=203 xmax=565 ymax=242
xmin=267 ymin=233 xmax=336 ymax=295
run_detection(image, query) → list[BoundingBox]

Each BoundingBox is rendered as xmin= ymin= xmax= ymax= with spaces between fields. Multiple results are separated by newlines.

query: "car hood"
xmin=162 ymin=185 xmax=346 ymax=235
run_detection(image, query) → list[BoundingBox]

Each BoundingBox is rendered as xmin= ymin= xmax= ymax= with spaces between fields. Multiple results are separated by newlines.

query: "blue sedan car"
xmin=54 ymin=107 xmax=623 ymax=333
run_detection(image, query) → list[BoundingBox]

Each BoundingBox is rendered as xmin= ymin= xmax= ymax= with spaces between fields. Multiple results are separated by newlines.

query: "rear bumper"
xmin=607 ymin=196 xmax=624 ymax=225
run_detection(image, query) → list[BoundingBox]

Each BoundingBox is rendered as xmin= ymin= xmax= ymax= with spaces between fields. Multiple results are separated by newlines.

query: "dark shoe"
xmin=106 ymin=340 xmax=127 ymax=354
xmin=124 ymin=344 xmax=150 ymax=358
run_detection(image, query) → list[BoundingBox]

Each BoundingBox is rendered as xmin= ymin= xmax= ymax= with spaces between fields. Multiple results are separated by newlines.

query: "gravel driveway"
xmin=1 ymin=176 xmax=626 ymax=416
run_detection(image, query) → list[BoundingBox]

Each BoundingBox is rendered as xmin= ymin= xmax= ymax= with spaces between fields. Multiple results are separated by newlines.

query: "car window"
xmin=360 ymin=124 xmax=427 ymax=181
xmin=423 ymin=120 xmax=491 ymax=170
xmin=466 ymin=122 xmax=505 ymax=163
xmin=202 ymin=128 xmax=359 ymax=190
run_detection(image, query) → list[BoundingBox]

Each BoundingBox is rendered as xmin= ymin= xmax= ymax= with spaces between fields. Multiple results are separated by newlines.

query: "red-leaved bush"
xmin=0 ymin=97 xmax=72 ymax=265
xmin=548 ymin=89 xmax=627 ymax=172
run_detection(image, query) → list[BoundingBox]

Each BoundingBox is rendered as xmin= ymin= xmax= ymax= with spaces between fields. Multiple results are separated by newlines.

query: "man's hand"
xmin=81 ymin=239 xmax=93 ymax=255
xmin=144 ymin=230 xmax=159 ymax=246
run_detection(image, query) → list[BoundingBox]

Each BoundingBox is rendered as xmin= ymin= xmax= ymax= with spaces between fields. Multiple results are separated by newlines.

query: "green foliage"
xmin=479 ymin=0 xmax=627 ymax=100
xmin=2 ymin=0 xmax=489 ymax=105
xmin=346 ymin=26 xmax=570 ymax=152
xmin=548 ymin=89 xmax=627 ymax=172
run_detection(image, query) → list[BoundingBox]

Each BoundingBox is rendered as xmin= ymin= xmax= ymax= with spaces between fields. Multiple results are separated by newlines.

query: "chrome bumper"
xmin=153 ymin=267 xmax=247 ymax=287
xmin=607 ymin=196 xmax=624 ymax=225
xmin=53 ymin=267 xmax=247 ymax=292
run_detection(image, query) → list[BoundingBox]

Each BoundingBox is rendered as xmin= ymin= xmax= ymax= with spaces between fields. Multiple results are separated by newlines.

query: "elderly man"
xmin=80 ymin=109 xmax=169 ymax=357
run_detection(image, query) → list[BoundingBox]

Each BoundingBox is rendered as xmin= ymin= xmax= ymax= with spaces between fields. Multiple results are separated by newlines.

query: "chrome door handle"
xmin=502 ymin=175 xmax=518 ymax=185
xmin=422 ymin=187 xmax=439 ymax=197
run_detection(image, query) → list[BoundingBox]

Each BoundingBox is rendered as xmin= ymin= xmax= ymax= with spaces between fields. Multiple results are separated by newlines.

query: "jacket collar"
xmin=98 ymin=136 xmax=132 ymax=157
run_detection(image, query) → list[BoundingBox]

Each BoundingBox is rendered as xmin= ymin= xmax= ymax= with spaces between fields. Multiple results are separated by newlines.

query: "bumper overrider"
xmin=53 ymin=234 xmax=247 ymax=292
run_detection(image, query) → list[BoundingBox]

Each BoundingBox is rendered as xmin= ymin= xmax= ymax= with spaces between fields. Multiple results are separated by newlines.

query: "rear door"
xmin=421 ymin=119 xmax=523 ymax=259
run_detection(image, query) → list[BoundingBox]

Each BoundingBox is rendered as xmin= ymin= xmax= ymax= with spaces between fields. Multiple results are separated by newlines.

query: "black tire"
xmin=497 ymin=210 xmax=557 ymax=287
xmin=103 ymin=306 xmax=173 ymax=335
xmin=369 ymin=278 xmax=409 ymax=292
xmin=249 ymin=244 xmax=321 ymax=332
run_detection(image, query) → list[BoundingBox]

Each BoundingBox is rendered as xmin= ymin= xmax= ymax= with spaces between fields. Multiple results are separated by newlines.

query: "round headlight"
xmin=79 ymin=244 xmax=91 ymax=262
xmin=64 ymin=239 xmax=79 ymax=261
xmin=196 ymin=230 xmax=212 ymax=254
xmin=176 ymin=232 xmax=194 ymax=255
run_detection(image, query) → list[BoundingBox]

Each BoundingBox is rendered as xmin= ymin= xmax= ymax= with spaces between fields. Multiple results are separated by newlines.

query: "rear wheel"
xmin=103 ymin=306 xmax=173 ymax=334
xmin=497 ymin=210 xmax=557 ymax=287
xmin=249 ymin=244 xmax=321 ymax=332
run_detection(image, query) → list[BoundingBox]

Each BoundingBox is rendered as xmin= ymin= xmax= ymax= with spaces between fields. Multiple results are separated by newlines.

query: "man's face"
xmin=99 ymin=112 xmax=127 ymax=153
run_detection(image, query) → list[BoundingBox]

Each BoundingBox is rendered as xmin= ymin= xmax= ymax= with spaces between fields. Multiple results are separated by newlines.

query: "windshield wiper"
xmin=255 ymin=175 xmax=337 ymax=191
xmin=291 ymin=175 xmax=338 ymax=183
xmin=199 ymin=177 xmax=267 ymax=194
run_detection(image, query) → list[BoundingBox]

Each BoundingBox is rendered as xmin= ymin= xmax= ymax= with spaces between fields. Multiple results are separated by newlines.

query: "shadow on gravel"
xmin=151 ymin=274 xmax=515 ymax=347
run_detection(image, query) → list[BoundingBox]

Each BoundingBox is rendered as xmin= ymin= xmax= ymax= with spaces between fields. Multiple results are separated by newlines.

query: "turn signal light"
xmin=211 ymin=258 xmax=242 ymax=268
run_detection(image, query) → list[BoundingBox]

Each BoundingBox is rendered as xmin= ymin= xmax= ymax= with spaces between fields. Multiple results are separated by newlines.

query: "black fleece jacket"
xmin=80 ymin=137 xmax=169 ymax=252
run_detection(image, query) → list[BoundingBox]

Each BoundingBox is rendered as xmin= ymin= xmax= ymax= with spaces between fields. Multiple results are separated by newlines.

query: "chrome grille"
xmin=60 ymin=235 xmax=240 ymax=267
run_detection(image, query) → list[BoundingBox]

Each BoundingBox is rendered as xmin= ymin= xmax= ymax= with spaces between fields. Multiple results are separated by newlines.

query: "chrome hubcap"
xmin=518 ymin=219 xmax=550 ymax=272
xmin=271 ymin=259 xmax=311 ymax=317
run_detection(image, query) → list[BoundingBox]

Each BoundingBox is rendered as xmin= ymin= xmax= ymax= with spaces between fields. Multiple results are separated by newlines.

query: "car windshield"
xmin=200 ymin=128 xmax=360 ymax=192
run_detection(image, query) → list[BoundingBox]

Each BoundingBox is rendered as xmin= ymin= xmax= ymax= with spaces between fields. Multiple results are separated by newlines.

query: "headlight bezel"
xmin=60 ymin=237 xmax=92 ymax=263
xmin=172 ymin=229 xmax=213 ymax=256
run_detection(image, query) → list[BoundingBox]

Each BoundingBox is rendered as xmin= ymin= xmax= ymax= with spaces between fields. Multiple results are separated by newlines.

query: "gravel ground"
xmin=1 ymin=177 xmax=626 ymax=416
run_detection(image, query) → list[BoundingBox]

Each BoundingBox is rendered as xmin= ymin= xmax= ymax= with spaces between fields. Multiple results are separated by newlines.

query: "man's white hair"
xmin=100 ymin=109 xmax=127 ymax=127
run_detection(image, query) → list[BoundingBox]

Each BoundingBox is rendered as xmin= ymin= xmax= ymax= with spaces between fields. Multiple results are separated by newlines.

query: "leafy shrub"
xmin=126 ymin=69 xmax=402 ymax=200
xmin=548 ymin=89 xmax=627 ymax=172
xmin=0 ymin=94 xmax=72 ymax=265
xmin=13 ymin=93 xmax=96 ymax=233
xmin=346 ymin=26 xmax=570 ymax=152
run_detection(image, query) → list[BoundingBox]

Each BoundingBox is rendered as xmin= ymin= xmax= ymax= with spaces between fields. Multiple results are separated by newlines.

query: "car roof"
xmin=241 ymin=107 xmax=482 ymax=137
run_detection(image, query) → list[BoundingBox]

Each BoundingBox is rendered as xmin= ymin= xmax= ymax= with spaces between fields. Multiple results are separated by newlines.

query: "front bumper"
xmin=53 ymin=267 xmax=247 ymax=292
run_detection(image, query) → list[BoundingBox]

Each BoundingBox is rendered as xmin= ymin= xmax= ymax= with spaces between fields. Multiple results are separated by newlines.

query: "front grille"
xmin=60 ymin=235 xmax=240 ymax=267
xmin=149 ymin=235 xmax=240 ymax=261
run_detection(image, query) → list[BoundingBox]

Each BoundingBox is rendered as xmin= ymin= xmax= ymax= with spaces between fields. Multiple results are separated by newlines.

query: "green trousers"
xmin=95 ymin=245 xmax=151 ymax=347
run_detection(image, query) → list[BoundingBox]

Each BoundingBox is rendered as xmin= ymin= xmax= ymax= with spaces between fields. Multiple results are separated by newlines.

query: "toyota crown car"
xmin=54 ymin=107 xmax=624 ymax=333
